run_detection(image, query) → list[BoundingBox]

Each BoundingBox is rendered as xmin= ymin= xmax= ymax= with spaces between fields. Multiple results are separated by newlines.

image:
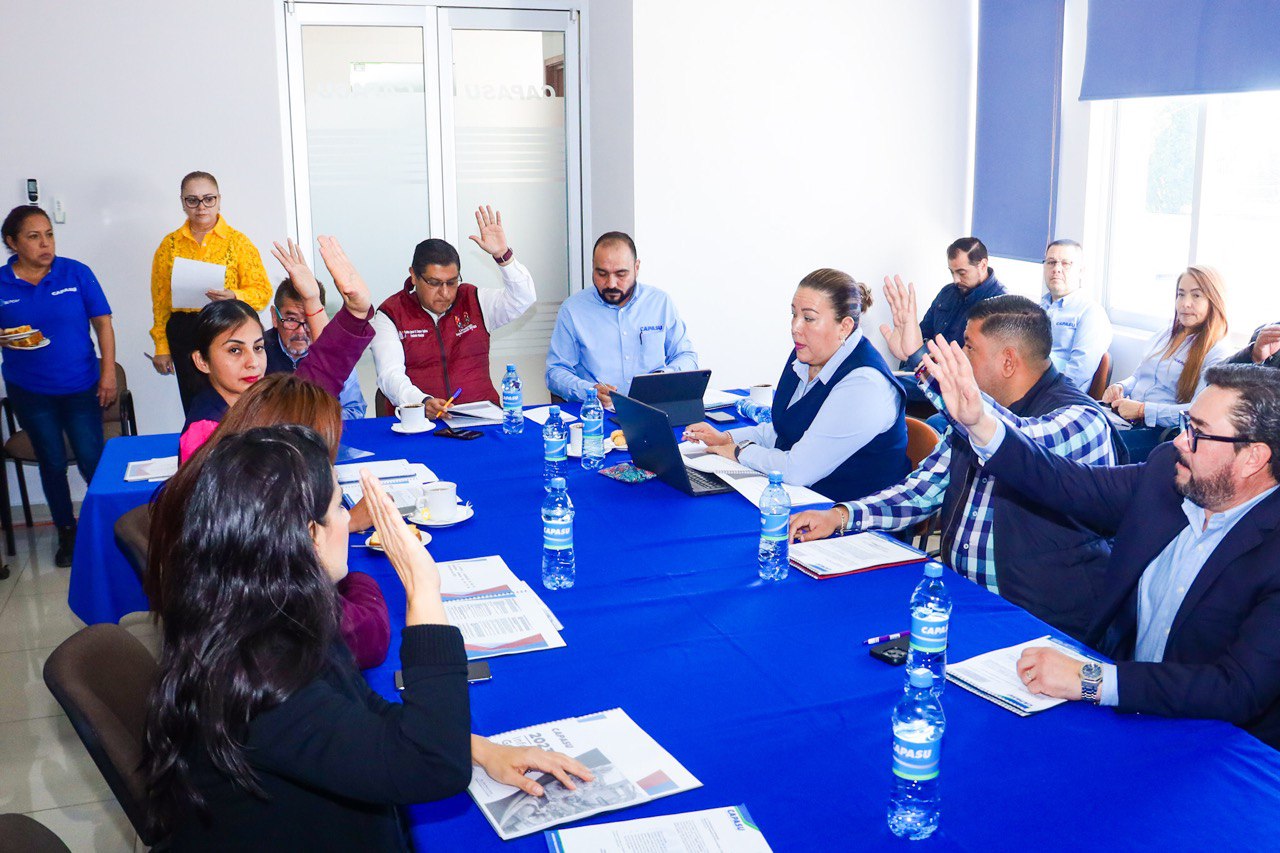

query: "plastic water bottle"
xmin=542 ymin=405 xmax=568 ymax=488
xmin=757 ymin=471 xmax=791 ymax=581
xmin=905 ymin=562 xmax=952 ymax=696
xmin=736 ymin=398 xmax=773 ymax=424
xmin=581 ymin=391 xmax=604 ymax=470
xmin=887 ymin=669 xmax=946 ymax=840
xmin=501 ymin=364 xmax=523 ymax=434
xmin=541 ymin=477 xmax=575 ymax=589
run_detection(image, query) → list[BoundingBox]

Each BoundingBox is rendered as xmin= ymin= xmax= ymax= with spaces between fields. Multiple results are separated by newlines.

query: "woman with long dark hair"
xmin=143 ymin=426 xmax=590 ymax=848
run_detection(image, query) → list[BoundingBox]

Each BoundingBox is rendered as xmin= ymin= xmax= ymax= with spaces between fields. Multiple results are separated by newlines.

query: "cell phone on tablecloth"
xmin=869 ymin=636 xmax=911 ymax=666
xmin=705 ymin=410 xmax=735 ymax=424
xmin=434 ymin=426 xmax=482 ymax=440
xmin=395 ymin=662 xmax=492 ymax=690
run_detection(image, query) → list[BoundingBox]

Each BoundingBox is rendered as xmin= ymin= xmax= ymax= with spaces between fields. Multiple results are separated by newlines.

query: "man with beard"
xmin=923 ymin=342 xmax=1280 ymax=749
xmin=546 ymin=232 xmax=697 ymax=407
xmin=265 ymin=278 xmax=366 ymax=419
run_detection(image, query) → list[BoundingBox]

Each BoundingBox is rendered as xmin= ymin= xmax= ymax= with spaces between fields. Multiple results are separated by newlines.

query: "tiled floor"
xmin=0 ymin=523 xmax=155 ymax=852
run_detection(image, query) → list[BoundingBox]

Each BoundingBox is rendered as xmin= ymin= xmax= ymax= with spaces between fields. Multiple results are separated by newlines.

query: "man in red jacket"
xmin=371 ymin=205 xmax=535 ymax=416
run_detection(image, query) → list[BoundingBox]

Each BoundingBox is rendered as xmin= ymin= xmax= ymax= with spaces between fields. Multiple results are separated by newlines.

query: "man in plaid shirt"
xmin=790 ymin=294 xmax=1119 ymax=639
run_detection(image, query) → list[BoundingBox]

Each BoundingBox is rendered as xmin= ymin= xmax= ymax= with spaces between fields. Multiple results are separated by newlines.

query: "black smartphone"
xmin=434 ymin=426 xmax=482 ymax=440
xmin=706 ymin=410 xmax=735 ymax=424
xmin=396 ymin=662 xmax=491 ymax=691
xmin=869 ymin=636 xmax=911 ymax=666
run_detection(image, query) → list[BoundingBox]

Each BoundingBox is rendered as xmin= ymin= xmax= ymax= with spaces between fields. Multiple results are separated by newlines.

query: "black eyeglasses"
xmin=182 ymin=194 xmax=219 ymax=209
xmin=416 ymin=272 xmax=462 ymax=289
xmin=273 ymin=307 xmax=306 ymax=330
xmin=1179 ymin=412 xmax=1255 ymax=453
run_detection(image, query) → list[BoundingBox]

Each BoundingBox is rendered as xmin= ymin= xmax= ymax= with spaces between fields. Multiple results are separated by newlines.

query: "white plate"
xmin=408 ymin=503 xmax=475 ymax=527
xmin=364 ymin=530 xmax=432 ymax=551
xmin=391 ymin=421 xmax=434 ymax=435
xmin=4 ymin=338 xmax=50 ymax=350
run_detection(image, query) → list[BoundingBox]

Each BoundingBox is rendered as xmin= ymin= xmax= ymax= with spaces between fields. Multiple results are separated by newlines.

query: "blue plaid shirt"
xmin=839 ymin=381 xmax=1115 ymax=594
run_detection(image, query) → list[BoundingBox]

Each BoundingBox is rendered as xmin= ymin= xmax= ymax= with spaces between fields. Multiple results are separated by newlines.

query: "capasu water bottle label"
xmin=502 ymin=390 xmax=521 ymax=407
xmin=891 ymin=736 xmax=940 ymax=780
xmin=760 ymin=512 xmax=788 ymax=542
xmin=583 ymin=414 xmax=603 ymax=435
xmin=544 ymin=435 xmax=568 ymax=461
xmin=543 ymin=518 xmax=572 ymax=550
xmin=909 ymin=612 xmax=948 ymax=653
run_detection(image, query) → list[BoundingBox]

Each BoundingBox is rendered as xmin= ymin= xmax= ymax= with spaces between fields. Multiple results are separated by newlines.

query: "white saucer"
xmin=391 ymin=421 xmax=434 ymax=435
xmin=408 ymin=503 xmax=475 ymax=528
xmin=364 ymin=530 xmax=432 ymax=551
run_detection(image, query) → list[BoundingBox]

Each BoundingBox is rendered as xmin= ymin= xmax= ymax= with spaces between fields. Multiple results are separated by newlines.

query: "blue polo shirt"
xmin=0 ymin=256 xmax=112 ymax=395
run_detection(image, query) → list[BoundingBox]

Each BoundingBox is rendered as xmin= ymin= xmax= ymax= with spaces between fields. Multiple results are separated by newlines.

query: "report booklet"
xmin=789 ymin=531 xmax=929 ymax=579
xmin=946 ymin=635 xmax=1106 ymax=716
xmin=545 ymin=804 xmax=773 ymax=852
xmin=335 ymin=458 xmax=437 ymax=513
xmin=470 ymin=708 xmax=702 ymax=840
xmin=123 ymin=455 xmax=178 ymax=482
xmin=439 ymin=556 xmax=567 ymax=660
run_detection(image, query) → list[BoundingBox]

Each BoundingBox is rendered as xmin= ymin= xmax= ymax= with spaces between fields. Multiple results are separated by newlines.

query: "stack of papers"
xmin=946 ymin=635 xmax=1105 ymax=716
xmin=789 ymin=532 xmax=928 ymax=579
xmin=124 ymin=456 xmax=179 ymax=482
xmin=470 ymin=708 xmax=702 ymax=840
xmin=439 ymin=556 xmax=566 ymax=660
xmin=447 ymin=400 xmax=505 ymax=427
xmin=525 ymin=406 xmax=578 ymax=426
xmin=703 ymin=389 xmax=746 ymax=410
xmin=546 ymin=804 xmax=773 ymax=852
xmin=335 ymin=458 xmax=437 ymax=513
xmin=678 ymin=442 xmax=832 ymax=506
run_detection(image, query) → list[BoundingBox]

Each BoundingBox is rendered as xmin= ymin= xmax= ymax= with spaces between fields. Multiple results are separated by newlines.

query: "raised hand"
xmin=317 ymin=236 xmax=372 ymax=318
xmin=1253 ymin=326 xmax=1280 ymax=364
xmin=360 ymin=469 xmax=444 ymax=626
xmin=271 ymin=238 xmax=323 ymax=308
xmin=468 ymin=205 xmax=509 ymax=258
xmin=921 ymin=335 xmax=987 ymax=433
xmin=878 ymin=275 xmax=924 ymax=362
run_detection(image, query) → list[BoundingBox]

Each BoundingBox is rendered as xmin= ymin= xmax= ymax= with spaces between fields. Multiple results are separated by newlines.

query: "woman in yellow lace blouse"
xmin=149 ymin=171 xmax=271 ymax=413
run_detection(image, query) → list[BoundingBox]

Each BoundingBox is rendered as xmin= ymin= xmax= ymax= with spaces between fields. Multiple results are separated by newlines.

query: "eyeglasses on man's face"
xmin=182 ymin=194 xmax=220 ymax=209
xmin=1179 ymin=411 xmax=1256 ymax=454
xmin=416 ymin=273 xmax=462 ymax=290
xmin=273 ymin=308 xmax=307 ymax=330
xmin=1042 ymin=259 xmax=1074 ymax=270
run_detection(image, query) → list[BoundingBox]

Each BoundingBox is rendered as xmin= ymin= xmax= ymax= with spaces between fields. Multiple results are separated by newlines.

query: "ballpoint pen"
xmin=862 ymin=631 xmax=911 ymax=646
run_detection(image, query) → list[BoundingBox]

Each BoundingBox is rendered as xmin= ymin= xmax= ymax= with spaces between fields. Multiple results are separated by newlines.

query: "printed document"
xmin=124 ymin=456 xmax=179 ymax=482
xmin=678 ymin=442 xmax=831 ymax=506
xmin=437 ymin=556 xmax=567 ymax=660
xmin=789 ymin=532 xmax=928 ymax=578
xmin=446 ymin=400 xmax=505 ymax=427
xmin=703 ymin=389 xmax=746 ymax=410
xmin=470 ymin=708 xmax=702 ymax=840
xmin=946 ymin=635 xmax=1105 ymax=716
xmin=545 ymin=804 xmax=773 ymax=852
xmin=169 ymin=257 xmax=226 ymax=309
xmin=335 ymin=459 xmax=437 ymax=512
xmin=526 ymin=406 xmax=578 ymax=426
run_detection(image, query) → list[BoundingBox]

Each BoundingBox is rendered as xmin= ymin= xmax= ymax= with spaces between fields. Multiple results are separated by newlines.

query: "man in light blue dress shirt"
xmin=546 ymin=232 xmax=697 ymax=406
xmin=1040 ymin=239 xmax=1111 ymax=393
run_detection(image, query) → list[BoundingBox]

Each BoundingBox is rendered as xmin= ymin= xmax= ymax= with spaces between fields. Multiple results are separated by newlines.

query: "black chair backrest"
xmin=113 ymin=505 xmax=152 ymax=587
xmin=43 ymin=624 xmax=160 ymax=846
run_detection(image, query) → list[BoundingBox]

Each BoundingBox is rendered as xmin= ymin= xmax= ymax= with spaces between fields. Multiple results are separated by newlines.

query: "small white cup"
xmin=567 ymin=422 xmax=584 ymax=456
xmin=422 ymin=481 xmax=459 ymax=521
xmin=750 ymin=384 xmax=774 ymax=406
xmin=396 ymin=403 xmax=428 ymax=431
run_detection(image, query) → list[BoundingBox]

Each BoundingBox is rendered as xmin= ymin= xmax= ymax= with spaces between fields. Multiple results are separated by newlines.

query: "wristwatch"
xmin=492 ymin=247 xmax=514 ymax=265
xmin=1080 ymin=661 xmax=1103 ymax=704
xmin=733 ymin=440 xmax=755 ymax=461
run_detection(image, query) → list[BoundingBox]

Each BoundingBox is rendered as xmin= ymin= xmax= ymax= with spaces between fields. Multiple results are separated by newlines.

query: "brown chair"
xmin=374 ymin=388 xmax=394 ymax=418
xmin=904 ymin=417 xmax=942 ymax=551
xmin=114 ymin=504 xmax=152 ymax=587
xmin=43 ymin=624 xmax=160 ymax=847
xmin=1088 ymin=352 xmax=1113 ymax=401
xmin=0 ymin=363 xmax=138 ymax=553
xmin=0 ymin=814 xmax=72 ymax=853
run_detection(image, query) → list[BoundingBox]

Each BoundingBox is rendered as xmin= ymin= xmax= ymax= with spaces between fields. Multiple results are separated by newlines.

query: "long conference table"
xmin=71 ymin=408 xmax=1280 ymax=850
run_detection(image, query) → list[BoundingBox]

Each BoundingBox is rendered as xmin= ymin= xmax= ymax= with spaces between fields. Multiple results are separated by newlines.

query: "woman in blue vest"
xmin=0 ymin=205 xmax=117 ymax=567
xmin=683 ymin=268 xmax=909 ymax=501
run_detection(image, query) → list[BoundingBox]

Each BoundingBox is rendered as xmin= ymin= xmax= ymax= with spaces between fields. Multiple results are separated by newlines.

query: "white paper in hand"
xmin=170 ymin=257 xmax=227 ymax=309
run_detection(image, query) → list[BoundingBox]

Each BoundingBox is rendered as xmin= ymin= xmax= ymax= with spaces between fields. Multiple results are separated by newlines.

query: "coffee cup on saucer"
xmin=421 ymin=481 xmax=459 ymax=522
xmin=749 ymin=384 xmax=774 ymax=406
xmin=396 ymin=403 xmax=429 ymax=432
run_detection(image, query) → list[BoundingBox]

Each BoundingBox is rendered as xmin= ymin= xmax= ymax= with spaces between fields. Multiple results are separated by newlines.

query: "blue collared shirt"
xmin=726 ymin=331 xmax=899 ymax=487
xmin=1041 ymin=289 xmax=1112 ymax=392
xmin=1119 ymin=325 xmax=1233 ymax=428
xmin=545 ymin=283 xmax=698 ymax=400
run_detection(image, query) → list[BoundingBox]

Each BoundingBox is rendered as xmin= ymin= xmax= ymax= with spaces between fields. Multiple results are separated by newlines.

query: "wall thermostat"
xmin=25 ymin=179 xmax=38 ymax=205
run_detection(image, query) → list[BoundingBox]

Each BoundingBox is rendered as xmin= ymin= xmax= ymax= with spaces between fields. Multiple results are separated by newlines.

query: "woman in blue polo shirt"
xmin=0 ymin=206 xmax=117 ymax=567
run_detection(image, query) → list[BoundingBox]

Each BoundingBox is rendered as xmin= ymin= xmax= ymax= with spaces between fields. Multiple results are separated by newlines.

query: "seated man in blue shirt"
xmin=1040 ymin=239 xmax=1111 ymax=392
xmin=546 ymin=232 xmax=697 ymax=407
xmin=924 ymin=341 xmax=1280 ymax=750
xmin=265 ymin=278 xmax=366 ymax=419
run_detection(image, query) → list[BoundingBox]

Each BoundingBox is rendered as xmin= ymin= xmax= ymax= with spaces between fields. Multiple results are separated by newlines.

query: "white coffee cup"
xmin=396 ymin=403 xmax=427 ymax=431
xmin=568 ymin=422 xmax=584 ymax=456
xmin=750 ymin=384 xmax=774 ymax=406
xmin=422 ymin=481 xmax=459 ymax=521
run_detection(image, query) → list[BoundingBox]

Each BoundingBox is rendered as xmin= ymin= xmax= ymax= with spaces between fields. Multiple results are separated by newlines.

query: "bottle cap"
xmin=548 ymin=405 xmax=560 ymax=416
xmin=506 ymin=363 xmax=516 ymax=371
xmin=924 ymin=562 xmax=943 ymax=578
xmin=767 ymin=471 xmax=783 ymax=484
xmin=908 ymin=669 xmax=934 ymax=689
xmin=550 ymin=477 xmax=566 ymax=490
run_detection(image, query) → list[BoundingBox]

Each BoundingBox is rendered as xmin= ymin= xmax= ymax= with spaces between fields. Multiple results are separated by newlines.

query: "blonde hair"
xmin=1161 ymin=265 xmax=1228 ymax=403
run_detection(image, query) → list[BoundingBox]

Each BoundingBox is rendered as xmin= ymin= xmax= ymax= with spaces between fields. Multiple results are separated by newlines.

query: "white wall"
xmin=629 ymin=1 xmax=977 ymax=389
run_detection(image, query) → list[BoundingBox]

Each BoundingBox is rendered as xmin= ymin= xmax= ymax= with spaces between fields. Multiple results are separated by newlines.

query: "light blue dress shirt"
xmin=276 ymin=335 xmax=367 ymax=420
xmin=1118 ymin=326 xmax=1233 ymax=428
xmin=1041 ymin=289 xmax=1112 ymax=392
xmin=545 ymin=283 xmax=698 ymax=400
xmin=725 ymin=331 xmax=900 ymax=487
xmin=972 ymin=414 xmax=1278 ymax=707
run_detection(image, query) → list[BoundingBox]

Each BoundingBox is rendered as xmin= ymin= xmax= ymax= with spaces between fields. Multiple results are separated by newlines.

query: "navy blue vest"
xmin=939 ymin=366 xmax=1117 ymax=640
xmin=770 ymin=337 xmax=909 ymax=502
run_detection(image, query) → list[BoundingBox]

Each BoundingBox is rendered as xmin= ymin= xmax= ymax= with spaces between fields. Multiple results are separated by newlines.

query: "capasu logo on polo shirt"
xmin=49 ymin=287 xmax=78 ymax=297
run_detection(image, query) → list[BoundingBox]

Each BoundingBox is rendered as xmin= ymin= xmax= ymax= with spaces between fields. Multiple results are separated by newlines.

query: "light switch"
xmin=52 ymin=197 xmax=66 ymax=224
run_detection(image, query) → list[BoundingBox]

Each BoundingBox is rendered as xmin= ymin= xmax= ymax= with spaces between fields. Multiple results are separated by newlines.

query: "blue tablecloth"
xmin=70 ymin=412 xmax=1280 ymax=850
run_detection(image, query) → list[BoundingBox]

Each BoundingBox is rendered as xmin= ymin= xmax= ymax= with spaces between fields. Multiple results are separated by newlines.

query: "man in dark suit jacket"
xmin=924 ymin=342 xmax=1280 ymax=748
xmin=1228 ymin=322 xmax=1280 ymax=369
